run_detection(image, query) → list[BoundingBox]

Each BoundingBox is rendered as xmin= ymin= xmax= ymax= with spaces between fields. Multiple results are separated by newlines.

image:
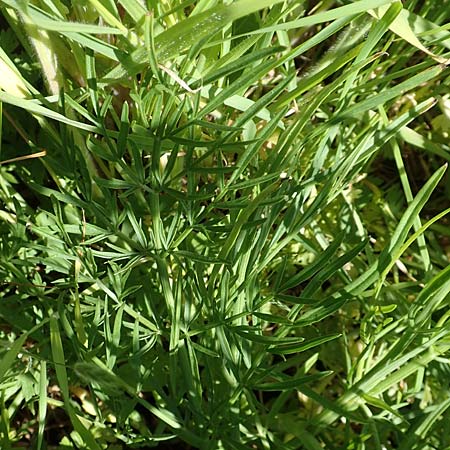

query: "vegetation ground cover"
xmin=1 ymin=0 xmax=450 ymax=448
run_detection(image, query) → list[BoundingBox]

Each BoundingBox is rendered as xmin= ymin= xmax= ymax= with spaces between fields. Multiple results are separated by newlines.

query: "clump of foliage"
xmin=1 ymin=0 xmax=450 ymax=449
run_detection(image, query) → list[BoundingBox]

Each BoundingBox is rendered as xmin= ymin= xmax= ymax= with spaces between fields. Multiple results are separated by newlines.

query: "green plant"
xmin=1 ymin=0 xmax=450 ymax=449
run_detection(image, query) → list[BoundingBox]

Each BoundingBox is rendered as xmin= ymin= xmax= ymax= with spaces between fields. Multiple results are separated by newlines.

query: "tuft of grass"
xmin=1 ymin=0 xmax=450 ymax=448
